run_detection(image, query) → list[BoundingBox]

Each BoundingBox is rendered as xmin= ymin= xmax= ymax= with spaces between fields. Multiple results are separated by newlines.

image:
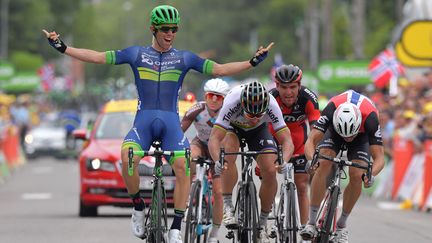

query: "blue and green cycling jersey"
xmin=106 ymin=46 xmax=214 ymax=112
xmin=108 ymin=46 xmax=215 ymax=155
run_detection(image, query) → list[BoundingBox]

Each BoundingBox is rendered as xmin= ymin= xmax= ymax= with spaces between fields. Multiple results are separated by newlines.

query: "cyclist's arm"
xmin=211 ymin=42 xmax=274 ymax=76
xmin=180 ymin=115 xmax=193 ymax=132
xmin=65 ymin=47 xmax=106 ymax=64
xmin=208 ymin=125 xmax=227 ymax=162
xmin=274 ymin=127 xmax=294 ymax=162
xmin=304 ymin=128 xmax=325 ymax=160
xmin=370 ymin=144 xmax=385 ymax=176
xmin=212 ymin=61 xmax=252 ymax=76
xmin=43 ymin=29 xmax=106 ymax=64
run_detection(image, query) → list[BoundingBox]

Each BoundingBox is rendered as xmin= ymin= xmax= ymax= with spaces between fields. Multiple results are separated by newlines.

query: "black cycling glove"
xmin=47 ymin=37 xmax=67 ymax=53
xmin=249 ymin=50 xmax=268 ymax=67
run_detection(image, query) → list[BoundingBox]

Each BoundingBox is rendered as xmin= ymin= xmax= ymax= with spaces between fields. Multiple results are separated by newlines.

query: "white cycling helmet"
xmin=333 ymin=102 xmax=362 ymax=138
xmin=203 ymin=78 xmax=230 ymax=96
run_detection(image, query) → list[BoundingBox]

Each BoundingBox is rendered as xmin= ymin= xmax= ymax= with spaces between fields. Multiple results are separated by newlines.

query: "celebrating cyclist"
xmin=181 ymin=78 xmax=230 ymax=243
xmin=208 ymin=81 xmax=294 ymax=243
xmin=43 ymin=5 xmax=273 ymax=242
xmin=266 ymin=64 xmax=320 ymax=226
xmin=300 ymin=90 xmax=384 ymax=243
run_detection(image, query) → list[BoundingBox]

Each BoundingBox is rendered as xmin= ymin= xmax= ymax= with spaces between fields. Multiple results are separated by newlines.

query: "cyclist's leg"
xmin=338 ymin=135 xmax=370 ymax=228
xmin=308 ymin=129 xmax=342 ymax=225
xmin=220 ymin=131 xmax=239 ymax=224
xmin=293 ymin=155 xmax=310 ymax=225
xmin=221 ymin=132 xmax=239 ymax=202
xmin=190 ymin=137 xmax=206 ymax=182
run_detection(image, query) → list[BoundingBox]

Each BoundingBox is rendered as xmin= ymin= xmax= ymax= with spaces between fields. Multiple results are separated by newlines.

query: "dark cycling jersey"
xmin=314 ymin=90 xmax=382 ymax=146
xmin=107 ymin=46 xmax=215 ymax=153
xmin=269 ymin=86 xmax=320 ymax=155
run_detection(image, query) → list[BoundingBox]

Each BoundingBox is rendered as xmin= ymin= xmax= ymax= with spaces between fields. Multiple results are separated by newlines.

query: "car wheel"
xmin=79 ymin=200 xmax=98 ymax=217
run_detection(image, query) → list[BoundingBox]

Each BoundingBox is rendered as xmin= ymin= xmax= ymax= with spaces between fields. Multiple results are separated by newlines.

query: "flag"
xmin=38 ymin=64 xmax=55 ymax=92
xmin=368 ymin=48 xmax=405 ymax=89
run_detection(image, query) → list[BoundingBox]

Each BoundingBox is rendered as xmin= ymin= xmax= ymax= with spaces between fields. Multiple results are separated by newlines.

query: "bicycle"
xmin=127 ymin=140 xmax=190 ymax=243
xmin=274 ymin=156 xmax=301 ymax=243
xmin=309 ymin=148 xmax=372 ymax=243
xmin=220 ymin=138 xmax=283 ymax=243
xmin=185 ymin=156 xmax=214 ymax=242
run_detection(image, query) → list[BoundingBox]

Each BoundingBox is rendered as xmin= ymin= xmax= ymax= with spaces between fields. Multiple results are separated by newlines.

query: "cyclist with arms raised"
xmin=265 ymin=64 xmax=320 ymax=227
xmin=208 ymin=81 xmax=295 ymax=243
xmin=300 ymin=90 xmax=384 ymax=243
xmin=43 ymin=5 xmax=273 ymax=243
xmin=181 ymin=78 xmax=230 ymax=243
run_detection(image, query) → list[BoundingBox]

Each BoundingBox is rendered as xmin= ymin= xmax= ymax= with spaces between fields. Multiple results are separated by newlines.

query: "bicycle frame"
xmin=194 ymin=158 xmax=213 ymax=235
xmin=220 ymin=139 xmax=283 ymax=242
xmin=128 ymin=141 xmax=190 ymax=243
xmin=312 ymin=150 xmax=371 ymax=243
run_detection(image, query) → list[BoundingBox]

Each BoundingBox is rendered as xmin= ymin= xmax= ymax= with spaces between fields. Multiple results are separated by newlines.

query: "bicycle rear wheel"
xmin=319 ymin=186 xmax=339 ymax=243
xmin=185 ymin=181 xmax=201 ymax=242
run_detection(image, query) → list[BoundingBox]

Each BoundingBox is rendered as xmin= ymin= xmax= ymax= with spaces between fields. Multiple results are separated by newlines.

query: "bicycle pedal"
xmin=225 ymin=230 xmax=235 ymax=239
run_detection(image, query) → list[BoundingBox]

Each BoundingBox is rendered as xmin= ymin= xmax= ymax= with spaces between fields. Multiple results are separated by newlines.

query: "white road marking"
xmin=32 ymin=167 xmax=53 ymax=174
xmin=21 ymin=193 xmax=52 ymax=200
xmin=377 ymin=201 xmax=402 ymax=210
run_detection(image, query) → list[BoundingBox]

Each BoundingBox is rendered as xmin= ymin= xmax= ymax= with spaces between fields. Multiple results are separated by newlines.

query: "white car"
xmin=24 ymin=121 xmax=67 ymax=159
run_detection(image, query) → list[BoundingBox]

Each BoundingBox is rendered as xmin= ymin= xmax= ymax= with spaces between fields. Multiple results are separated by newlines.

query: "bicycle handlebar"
xmin=191 ymin=157 xmax=214 ymax=166
xmin=312 ymin=149 xmax=372 ymax=182
xmin=127 ymin=147 xmax=191 ymax=176
xmin=219 ymin=144 xmax=284 ymax=167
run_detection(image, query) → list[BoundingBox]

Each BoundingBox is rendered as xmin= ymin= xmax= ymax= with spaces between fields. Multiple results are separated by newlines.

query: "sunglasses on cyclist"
xmin=243 ymin=111 xmax=265 ymax=119
xmin=155 ymin=25 xmax=179 ymax=33
xmin=205 ymin=92 xmax=224 ymax=101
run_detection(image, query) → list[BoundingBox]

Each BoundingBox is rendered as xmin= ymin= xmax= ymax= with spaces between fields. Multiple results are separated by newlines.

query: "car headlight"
xmin=25 ymin=134 xmax=34 ymax=144
xmin=86 ymin=158 xmax=116 ymax=172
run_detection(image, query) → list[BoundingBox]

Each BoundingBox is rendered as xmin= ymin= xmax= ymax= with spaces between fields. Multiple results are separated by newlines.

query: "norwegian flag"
xmin=368 ymin=48 xmax=405 ymax=89
xmin=38 ymin=64 xmax=55 ymax=92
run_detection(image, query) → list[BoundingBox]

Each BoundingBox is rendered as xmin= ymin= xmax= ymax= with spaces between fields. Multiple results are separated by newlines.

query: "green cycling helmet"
xmin=150 ymin=5 xmax=180 ymax=25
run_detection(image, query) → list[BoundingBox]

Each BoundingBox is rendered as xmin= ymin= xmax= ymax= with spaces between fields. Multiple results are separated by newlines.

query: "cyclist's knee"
xmin=172 ymin=159 xmax=187 ymax=178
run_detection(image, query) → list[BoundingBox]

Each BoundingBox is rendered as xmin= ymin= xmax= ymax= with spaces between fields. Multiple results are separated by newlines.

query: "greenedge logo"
xmin=317 ymin=61 xmax=370 ymax=85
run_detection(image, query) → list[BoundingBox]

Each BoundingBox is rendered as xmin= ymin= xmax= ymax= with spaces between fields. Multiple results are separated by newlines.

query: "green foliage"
xmin=10 ymin=51 xmax=44 ymax=72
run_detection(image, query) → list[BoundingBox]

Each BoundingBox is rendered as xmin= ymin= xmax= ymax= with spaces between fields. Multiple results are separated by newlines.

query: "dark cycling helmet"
xmin=275 ymin=64 xmax=303 ymax=83
xmin=150 ymin=5 xmax=180 ymax=25
xmin=241 ymin=81 xmax=270 ymax=115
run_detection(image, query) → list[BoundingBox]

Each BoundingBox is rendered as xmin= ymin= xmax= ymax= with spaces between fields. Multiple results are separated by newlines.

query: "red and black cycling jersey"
xmin=269 ymin=86 xmax=321 ymax=154
xmin=313 ymin=90 xmax=383 ymax=146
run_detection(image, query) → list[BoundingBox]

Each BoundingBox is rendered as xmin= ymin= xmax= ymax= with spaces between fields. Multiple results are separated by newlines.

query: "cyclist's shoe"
xmin=299 ymin=224 xmax=317 ymax=240
xmin=257 ymin=228 xmax=271 ymax=243
xmin=131 ymin=209 xmax=145 ymax=238
xmin=207 ymin=237 xmax=219 ymax=243
xmin=223 ymin=205 xmax=237 ymax=227
xmin=168 ymin=229 xmax=183 ymax=243
xmin=331 ymin=227 xmax=349 ymax=243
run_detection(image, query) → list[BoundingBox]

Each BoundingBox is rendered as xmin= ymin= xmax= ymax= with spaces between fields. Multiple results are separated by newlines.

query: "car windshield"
xmin=95 ymin=111 xmax=135 ymax=139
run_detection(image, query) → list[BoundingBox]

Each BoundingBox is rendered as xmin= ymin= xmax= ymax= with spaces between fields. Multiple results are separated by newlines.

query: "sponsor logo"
xmin=317 ymin=115 xmax=329 ymax=125
xmin=267 ymin=108 xmax=279 ymax=123
xmin=284 ymin=114 xmax=306 ymax=123
xmin=266 ymin=140 xmax=274 ymax=145
xmin=304 ymin=88 xmax=318 ymax=103
xmin=374 ymin=125 xmax=382 ymax=138
xmin=223 ymin=103 xmax=241 ymax=122
xmin=141 ymin=54 xmax=153 ymax=65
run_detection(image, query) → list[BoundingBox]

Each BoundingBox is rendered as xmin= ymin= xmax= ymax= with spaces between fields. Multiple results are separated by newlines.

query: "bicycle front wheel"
xmin=319 ymin=186 xmax=339 ymax=243
xmin=286 ymin=183 xmax=298 ymax=243
xmin=240 ymin=182 xmax=259 ymax=243
xmin=148 ymin=179 xmax=165 ymax=243
xmin=185 ymin=181 xmax=201 ymax=243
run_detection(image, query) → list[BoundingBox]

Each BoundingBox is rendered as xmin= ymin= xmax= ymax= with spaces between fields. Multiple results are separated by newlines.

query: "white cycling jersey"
xmin=183 ymin=101 xmax=215 ymax=143
xmin=214 ymin=85 xmax=287 ymax=132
